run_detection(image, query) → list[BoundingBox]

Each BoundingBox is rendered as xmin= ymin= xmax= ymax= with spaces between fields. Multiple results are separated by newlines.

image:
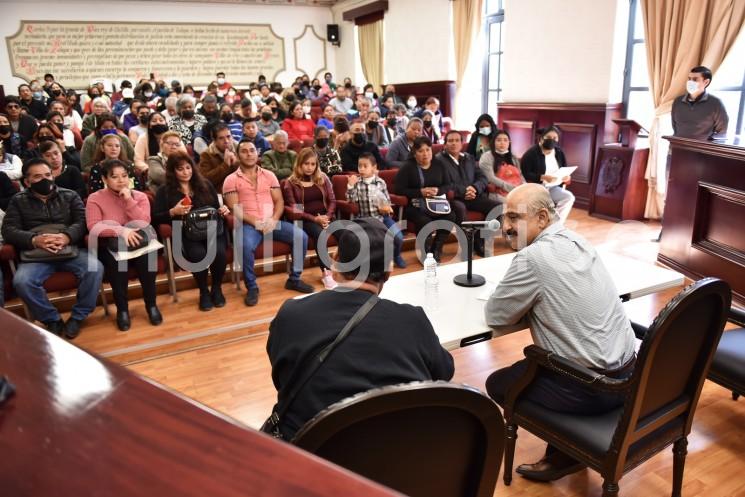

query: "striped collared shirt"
xmin=485 ymin=222 xmax=636 ymax=370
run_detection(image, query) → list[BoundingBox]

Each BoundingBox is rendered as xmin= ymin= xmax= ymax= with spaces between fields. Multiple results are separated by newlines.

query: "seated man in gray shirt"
xmin=484 ymin=183 xmax=636 ymax=482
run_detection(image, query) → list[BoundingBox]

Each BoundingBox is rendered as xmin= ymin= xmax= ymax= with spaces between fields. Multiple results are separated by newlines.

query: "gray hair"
xmin=393 ymin=103 xmax=407 ymax=113
xmin=92 ymin=97 xmax=110 ymax=110
xmin=526 ymin=187 xmax=558 ymax=220
xmin=165 ymin=96 xmax=178 ymax=109
xmin=273 ymin=130 xmax=288 ymax=142
xmin=202 ymin=94 xmax=217 ymax=105
xmin=176 ymin=94 xmax=195 ymax=111
xmin=407 ymin=117 xmax=423 ymax=129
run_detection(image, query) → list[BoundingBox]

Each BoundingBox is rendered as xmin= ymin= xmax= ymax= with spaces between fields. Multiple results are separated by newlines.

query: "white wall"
xmin=502 ymin=0 xmax=626 ymax=103
xmin=0 ymin=0 xmax=334 ymax=91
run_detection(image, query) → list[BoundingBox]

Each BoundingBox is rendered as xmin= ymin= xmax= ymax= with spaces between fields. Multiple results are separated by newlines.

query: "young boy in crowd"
xmin=346 ymin=152 xmax=406 ymax=268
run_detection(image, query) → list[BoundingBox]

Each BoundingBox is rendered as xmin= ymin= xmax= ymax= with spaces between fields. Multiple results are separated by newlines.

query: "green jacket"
xmin=261 ymin=150 xmax=297 ymax=180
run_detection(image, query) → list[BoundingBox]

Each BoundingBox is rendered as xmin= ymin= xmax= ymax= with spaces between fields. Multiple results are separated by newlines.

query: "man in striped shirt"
xmin=484 ymin=183 xmax=636 ymax=482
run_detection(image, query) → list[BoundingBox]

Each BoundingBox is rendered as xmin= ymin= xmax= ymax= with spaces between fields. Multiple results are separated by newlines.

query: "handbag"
xmin=20 ymin=224 xmax=79 ymax=263
xmin=494 ymin=163 xmax=524 ymax=197
xmin=183 ymin=207 xmax=223 ymax=241
xmin=260 ymin=294 xmax=379 ymax=439
xmin=105 ymin=228 xmax=151 ymax=252
xmin=415 ymin=166 xmax=451 ymax=215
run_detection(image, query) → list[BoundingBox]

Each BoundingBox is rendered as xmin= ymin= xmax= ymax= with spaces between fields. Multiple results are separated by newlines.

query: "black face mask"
xmin=53 ymin=122 xmax=64 ymax=133
xmin=386 ymin=118 xmax=397 ymax=127
xmin=367 ymin=121 xmax=378 ymax=129
xmin=261 ymin=112 xmax=272 ymax=121
xmin=423 ymin=121 xmax=432 ymax=128
xmin=29 ymin=177 xmax=55 ymax=196
xmin=150 ymin=124 xmax=169 ymax=134
xmin=38 ymin=135 xmax=55 ymax=142
xmin=221 ymin=113 xmax=233 ymax=123
xmin=0 ymin=125 xmax=11 ymax=135
xmin=139 ymin=116 xmax=149 ymax=125
xmin=542 ymin=138 xmax=556 ymax=150
xmin=313 ymin=85 xmax=322 ymax=91
xmin=315 ymin=137 xmax=329 ymax=148
xmin=344 ymin=83 xmax=352 ymax=89
xmin=352 ymin=132 xmax=366 ymax=145
xmin=285 ymin=94 xmax=296 ymax=103
xmin=181 ymin=110 xmax=195 ymax=120
xmin=52 ymin=90 xmax=62 ymax=97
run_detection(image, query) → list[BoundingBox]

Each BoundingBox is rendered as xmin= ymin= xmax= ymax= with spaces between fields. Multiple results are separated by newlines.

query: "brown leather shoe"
xmin=516 ymin=455 xmax=586 ymax=482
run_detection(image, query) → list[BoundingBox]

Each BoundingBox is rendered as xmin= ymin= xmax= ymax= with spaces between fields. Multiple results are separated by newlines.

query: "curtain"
xmin=641 ymin=0 xmax=745 ymax=218
xmin=357 ymin=20 xmax=384 ymax=94
xmin=453 ymin=0 xmax=484 ymax=88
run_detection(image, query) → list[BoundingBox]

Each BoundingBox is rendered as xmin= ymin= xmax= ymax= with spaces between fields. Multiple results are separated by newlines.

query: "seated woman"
xmin=81 ymin=97 xmax=113 ymax=138
xmin=0 ymin=136 xmax=22 ymax=180
xmin=394 ymin=136 xmax=457 ymax=263
xmin=152 ymin=152 xmax=230 ymax=311
xmin=301 ymin=98 xmax=314 ymax=121
xmin=282 ymin=147 xmax=337 ymax=289
xmin=127 ymin=105 xmax=151 ymax=145
xmin=80 ymin=113 xmax=135 ymax=172
xmin=312 ymin=125 xmax=342 ymax=176
xmin=134 ymin=112 xmax=170 ymax=173
xmin=520 ymin=126 xmax=575 ymax=222
xmin=168 ymin=94 xmax=207 ymax=147
xmin=88 ymin=134 xmax=144 ymax=194
xmin=33 ymin=122 xmax=81 ymax=169
xmin=362 ymin=84 xmax=379 ymax=110
xmin=478 ymin=129 xmax=524 ymax=204
xmin=86 ymin=159 xmax=162 ymax=331
xmin=420 ymin=110 xmax=441 ymax=144
xmin=467 ymin=113 xmax=497 ymax=161
xmin=316 ymin=104 xmax=335 ymax=130
xmin=38 ymin=140 xmax=87 ymax=199
xmin=146 ymin=130 xmax=186 ymax=193
xmin=365 ymin=110 xmax=390 ymax=147
xmin=280 ymin=102 xmax=315 ymax=142
xmin=257 ymin=104 xmax=280 ymax=138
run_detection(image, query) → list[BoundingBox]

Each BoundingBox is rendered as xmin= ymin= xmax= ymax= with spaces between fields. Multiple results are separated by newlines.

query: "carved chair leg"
xmin=602 ymin=479 xmax=620 ymax=497
xmin=503 ymin=423 xmax=517 ymax=486
xmin=672 ymin=437 xmax=688 ymax=497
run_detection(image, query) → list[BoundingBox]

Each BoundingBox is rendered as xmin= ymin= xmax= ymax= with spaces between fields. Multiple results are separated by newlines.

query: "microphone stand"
xmin=453 ymin=226 xmax=486 ymax=287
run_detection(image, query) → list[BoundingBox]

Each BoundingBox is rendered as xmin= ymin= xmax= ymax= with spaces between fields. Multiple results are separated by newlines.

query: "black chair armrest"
xmin=729 ymin=307 xmax=745 ymax=328
xmin=630 ymin=321 xmax=649 ymax=340
xmin=523 ymin=345 xmax=631 ymax=392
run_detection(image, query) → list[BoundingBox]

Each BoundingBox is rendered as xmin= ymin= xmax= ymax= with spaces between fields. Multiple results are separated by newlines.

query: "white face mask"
xmin=252 ymin=95 xmax=263 ymax=103
xmin=407 ymin=99 xmax=417 ymax=109
xmin=479 ymin=126 xmax=491 ymax=136
xmin=686 ymin=80 xmax=700 ymax=95
xmin=302 ymin=106 xmax=311 ymax=114
xmin=364 ymin=92 xmax=374 ymax=99
xmin=144 ymin=91 xmax=153 ymax=98
xmin=217 ymin=78 xmax=225 ymax=85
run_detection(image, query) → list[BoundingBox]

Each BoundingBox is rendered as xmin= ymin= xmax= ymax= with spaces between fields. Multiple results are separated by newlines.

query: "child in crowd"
xmin=346 ymin=152 xmax=406 ymax=268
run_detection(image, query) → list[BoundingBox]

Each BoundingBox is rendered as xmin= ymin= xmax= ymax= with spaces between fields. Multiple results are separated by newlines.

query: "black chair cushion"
xmin=709 ymin=328 xmax=745 ymax=390
xmin=515 ymin=400 xmax=685 ymax=463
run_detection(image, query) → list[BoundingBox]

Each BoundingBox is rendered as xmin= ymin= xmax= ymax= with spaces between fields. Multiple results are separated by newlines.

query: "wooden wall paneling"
xmin=391 ymin=80 xmax=456 ymax=120
xmin=553 ymin=122 xmax=596 ymax=205
xmin=501 ymin=119 xmax=536 ymax=156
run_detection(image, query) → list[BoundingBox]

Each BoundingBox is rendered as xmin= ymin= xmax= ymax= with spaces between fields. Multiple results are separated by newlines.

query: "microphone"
xmin=461 ymin=219 xmax=501 ymax=230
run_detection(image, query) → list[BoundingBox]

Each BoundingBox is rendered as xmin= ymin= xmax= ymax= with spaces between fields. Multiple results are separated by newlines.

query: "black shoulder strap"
xmin=275 ymin=294 xmax=379 ymax=422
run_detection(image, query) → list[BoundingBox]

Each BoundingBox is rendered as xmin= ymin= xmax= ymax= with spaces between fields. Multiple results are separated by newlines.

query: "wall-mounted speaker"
xmin=327 ymin=24 xmax=340 ymax=46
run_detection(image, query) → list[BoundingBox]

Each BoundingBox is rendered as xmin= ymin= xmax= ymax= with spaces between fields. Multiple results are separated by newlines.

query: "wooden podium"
xmin=589 ymin=119 xmax=649 ymax=221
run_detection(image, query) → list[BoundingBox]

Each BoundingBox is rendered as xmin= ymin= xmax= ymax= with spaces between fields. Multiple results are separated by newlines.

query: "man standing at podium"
xmin=483 ymin=183 xmax=636 ymax=482
xmin=671 ymin=66 xmax=728 ymax=142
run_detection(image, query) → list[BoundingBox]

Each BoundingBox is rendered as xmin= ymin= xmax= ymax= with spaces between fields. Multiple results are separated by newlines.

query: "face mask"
xmin=139 ymin=116 xmax=149 ymax=125
xmin=686 ymin=80 xmax=700 ymax=95
xmin=542 ymin=138 xmax=556 ymax=150
xmin=423 ymin=121 xmax=432 ymax=129
xmin=407 ymin=99 xmax=417 ymax=109
xmin=344 ymin=83 xmax=352 ymax=89
xmin=0 ymin=125 xmax=11 ymax=135
xmin=52 ymin=90 xmax=62 ymax=97
xmin=151 ymin=124 xmax=169 ymax=134
xmin=479 ymin=126 xmax=491 ymax=136
xmin=228 ymin=90 xmax=236 ymax=97
xmin=29 ymin=177 xmax=55 ymax=196
xmin=53 ymin=122 xmax=64 ymax=132
xmin=222 ymin=113 xmax=233 ymax=123
xmin=33 ymin=91 xmax=43 ymax=100
xmin=217 ymin=78 xmax=225 ymax=85
xmin=261 ymin=112 xmax=272 ymax=121
xmin=285 ymin=94 xmax=296 ymax=103
xmin=367 ymin=121 xmax=378 ymax=129
xmin=144 ymin=91 xmax=153 ymax=98
xmin=315 ymin=137 xmax=329 ymax=148
xmin=313 ymin=85 xmax=322 ymax=91
xmin=364 ymin=92 xmax=374 ymax=99
xmin=181 ymin=110 xmax=195 ymax=120
xmin=38 ymin=135 xmax=55 ymax=142
xmin=385 ymin=118 xmax=396 ymax=127
xmin=100 ymin=128 xmax=118 ymax=136
xmin=352 ymin=132 xmax=366 ymax=145
xmin=252 ymin=95 xmax=263 ymax=104
xmin=302 ymin=106 xmax=311 ymax=114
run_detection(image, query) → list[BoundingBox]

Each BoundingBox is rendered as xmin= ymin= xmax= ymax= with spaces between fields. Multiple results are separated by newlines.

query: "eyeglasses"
xmin=163 ymin=141 xmax=181 ymax=147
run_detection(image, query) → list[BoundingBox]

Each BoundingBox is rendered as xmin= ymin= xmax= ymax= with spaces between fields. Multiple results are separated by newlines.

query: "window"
xmin=482 ymin=0 xmax=505 ymax=115
xmin=623 ymin=0 xmax=745 ymax=135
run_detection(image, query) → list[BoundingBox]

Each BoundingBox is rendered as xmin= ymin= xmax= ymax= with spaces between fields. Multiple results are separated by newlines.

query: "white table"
xmin=379 ymin=251 xmax=685 ymax=350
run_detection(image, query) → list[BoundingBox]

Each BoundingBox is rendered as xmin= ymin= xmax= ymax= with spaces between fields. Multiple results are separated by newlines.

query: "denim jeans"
xmin=13 ymin=250 xmax=104 ymax=323
xmin=381 ymin=215 xmax=403 ymax=257
xmin=241 ymin=221 xmax=307 ymax=289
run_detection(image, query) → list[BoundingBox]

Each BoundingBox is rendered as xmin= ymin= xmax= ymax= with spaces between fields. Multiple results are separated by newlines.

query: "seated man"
xmin=339 ymin=121 xmax=386 ymax=172
xmin=328 ymin=85 xmax=353 ymax=115
xmin=260 ymin=130 xmax=296 ymax=180
xmin=484 ymin=183 xmax=636 ymax=482
xmin=223 ymin=140 xmax=313 ymax=306
xmin=198 ymin=122 xmax=238 ymax=191
xmin=435 ymin=130 xmax=501 ymax=255
xmin=1 ymin=158 xmax=104 ymax=339
xmin=267 ymin=218 xmax=454 ymax=439
xmin=241 ymin=117 xmax=271 ymax=156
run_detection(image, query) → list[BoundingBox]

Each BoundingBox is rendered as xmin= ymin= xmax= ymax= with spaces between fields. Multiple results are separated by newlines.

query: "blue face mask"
xmin=100 ymin=128 xmax=118 ymax=136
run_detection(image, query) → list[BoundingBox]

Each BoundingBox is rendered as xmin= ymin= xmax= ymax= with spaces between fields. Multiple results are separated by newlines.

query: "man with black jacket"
xmin=436 ymin=130 xmax=501 ymax=255
xmin=1 ymin=159 xmax=104 ymax=338
xmin=18 ymin=84 xmax=48 ymax=121
xmin=339 ymin=121 xmax=386 ymax=172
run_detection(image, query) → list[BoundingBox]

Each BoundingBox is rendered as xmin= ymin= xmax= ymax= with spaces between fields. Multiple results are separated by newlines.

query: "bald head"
xmin=503 ymin=183 xmax=558 ymax=250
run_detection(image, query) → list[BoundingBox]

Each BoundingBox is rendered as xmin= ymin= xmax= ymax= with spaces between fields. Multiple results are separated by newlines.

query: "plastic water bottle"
xmin=423 ymin=252 xmax=439 ymax=312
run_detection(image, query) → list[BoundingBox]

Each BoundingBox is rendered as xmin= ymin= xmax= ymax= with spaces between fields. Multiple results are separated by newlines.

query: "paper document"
xmin=543 ymin=166 xmax=577 ymax=187
xmin=110 ymin=240 xmax=164 ymax=261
